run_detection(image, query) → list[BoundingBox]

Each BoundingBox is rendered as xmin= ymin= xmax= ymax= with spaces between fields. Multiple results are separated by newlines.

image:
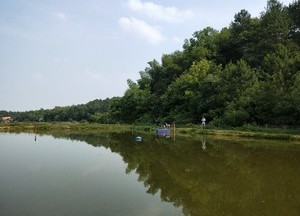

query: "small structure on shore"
xmin=156 ymin=123 xmax=176 ymax=139
xmin=2 ymin=116 xmax=13 ymax=124
xmin=156 ymin=128 xmax=171 ymax=137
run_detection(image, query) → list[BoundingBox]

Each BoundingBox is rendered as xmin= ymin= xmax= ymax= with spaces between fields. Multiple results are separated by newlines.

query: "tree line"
xmin=0 ymin=98 xmax=115 ymax=123
xmin=1 ymin=0 xmax=300 ymax=127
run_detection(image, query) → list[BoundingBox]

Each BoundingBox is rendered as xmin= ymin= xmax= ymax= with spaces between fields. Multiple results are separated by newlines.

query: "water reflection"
xmin=1 ymin=131 xmax=300 ymax=215
xmin=50 ymin=132 xmax=300 ymax=216
xmin=201 ymin=136 xmax=206 ymax=151
xmin=0 ymin=132 xmax=182 ymax=216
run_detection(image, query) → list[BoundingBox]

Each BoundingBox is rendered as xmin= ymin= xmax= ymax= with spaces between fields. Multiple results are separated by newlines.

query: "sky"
xmin=0 ymin=0 xmax=295 ymax=111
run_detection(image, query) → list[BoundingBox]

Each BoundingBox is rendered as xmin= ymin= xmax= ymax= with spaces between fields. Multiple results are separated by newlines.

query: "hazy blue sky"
xmin=0 ymin=0 xmax=294 ymax=111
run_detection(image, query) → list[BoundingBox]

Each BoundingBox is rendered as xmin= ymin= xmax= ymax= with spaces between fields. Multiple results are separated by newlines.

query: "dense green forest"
xmin=1 ymin=0 xmax=300 ymax=127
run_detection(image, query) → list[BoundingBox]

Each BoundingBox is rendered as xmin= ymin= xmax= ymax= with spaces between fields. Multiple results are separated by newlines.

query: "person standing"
xmin=201 ymin=116 xmax=206 ymax=129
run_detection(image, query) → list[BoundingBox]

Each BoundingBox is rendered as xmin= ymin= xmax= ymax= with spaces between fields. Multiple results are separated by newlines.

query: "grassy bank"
xmin=176 ymin=127 xmax=300 ymax=142
xmin=1 ymin=122 xmax=300 ymax=142
xmin=0 ymin=122 xmax=134 ymax=132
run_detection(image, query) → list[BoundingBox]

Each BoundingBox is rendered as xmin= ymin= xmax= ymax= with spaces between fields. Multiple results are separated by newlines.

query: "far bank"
xmin=1 ymin=122 xmax=300 ymax=142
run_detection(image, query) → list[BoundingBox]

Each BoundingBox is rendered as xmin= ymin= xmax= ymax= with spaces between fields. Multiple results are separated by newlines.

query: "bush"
xmin=223 ymin=108 xmax=249 ymax=127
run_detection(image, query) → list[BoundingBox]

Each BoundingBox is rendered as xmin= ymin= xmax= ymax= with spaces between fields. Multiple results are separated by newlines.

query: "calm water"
xmin=0 ymin=132 xmax=300 ymax=216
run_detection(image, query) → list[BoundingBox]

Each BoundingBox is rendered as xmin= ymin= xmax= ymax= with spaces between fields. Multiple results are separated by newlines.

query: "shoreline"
xmin=1 ymin=122 xmax=300 ymax=142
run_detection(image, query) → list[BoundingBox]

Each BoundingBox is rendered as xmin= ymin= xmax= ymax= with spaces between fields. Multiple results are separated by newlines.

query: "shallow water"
xmin=1 ymin=132 xmax=300 ymax=216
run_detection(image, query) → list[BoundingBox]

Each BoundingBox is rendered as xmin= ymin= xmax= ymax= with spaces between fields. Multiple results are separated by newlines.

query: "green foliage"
xmin=3 ymin=98 xmax=115 ymax=123
xmin=183 ymin=27 xmax=219 ymax=65
xmin=288 ymin=0 xmax=300 ymax=46
xmin=291 ymin=72 xmax=300 ymax=111
xmin=2 ymin=0 xmax=299 ymax=127
xmin=223 ymin=106 xmax=250 ymax=127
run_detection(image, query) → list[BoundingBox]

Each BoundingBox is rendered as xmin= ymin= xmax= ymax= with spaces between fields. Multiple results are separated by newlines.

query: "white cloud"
xmin=126 ymin=0 xmax=194 ymax=23
xmin=118 ymin=17 xmax=165 ymax=45
xmin=53 ymin=12 xmax=66 ymax=21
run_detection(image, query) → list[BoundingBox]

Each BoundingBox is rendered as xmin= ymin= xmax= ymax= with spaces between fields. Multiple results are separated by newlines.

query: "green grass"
xmin=173 ymin=125 xmax=300 ymax=141
xmin=0 ymin=122 xmax=155 ymax=133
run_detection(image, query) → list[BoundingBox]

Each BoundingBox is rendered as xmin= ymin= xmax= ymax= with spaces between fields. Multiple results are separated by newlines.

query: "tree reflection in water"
xmin=52 ymin=132 xmax=300 ymax=216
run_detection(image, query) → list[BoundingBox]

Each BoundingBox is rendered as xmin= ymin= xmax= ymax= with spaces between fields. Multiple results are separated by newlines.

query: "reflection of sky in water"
xmin=0 ymin=133 xmax=182 ymax=216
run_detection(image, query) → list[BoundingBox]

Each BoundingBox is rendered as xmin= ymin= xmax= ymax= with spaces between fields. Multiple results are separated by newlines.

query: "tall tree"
xmin=182 ymin=27 xmax=219 ymax=67
xmin=217 ymin=60 xmax=259 ymax=126
xmin=288 ymin=0 xmax=300 ymax=46
xmin=256 ymin=0 xmax=291 ymax=64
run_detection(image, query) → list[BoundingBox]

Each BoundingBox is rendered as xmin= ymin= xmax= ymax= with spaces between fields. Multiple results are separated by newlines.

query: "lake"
xmin=0 ymin=131 xmax=300 ymax=216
